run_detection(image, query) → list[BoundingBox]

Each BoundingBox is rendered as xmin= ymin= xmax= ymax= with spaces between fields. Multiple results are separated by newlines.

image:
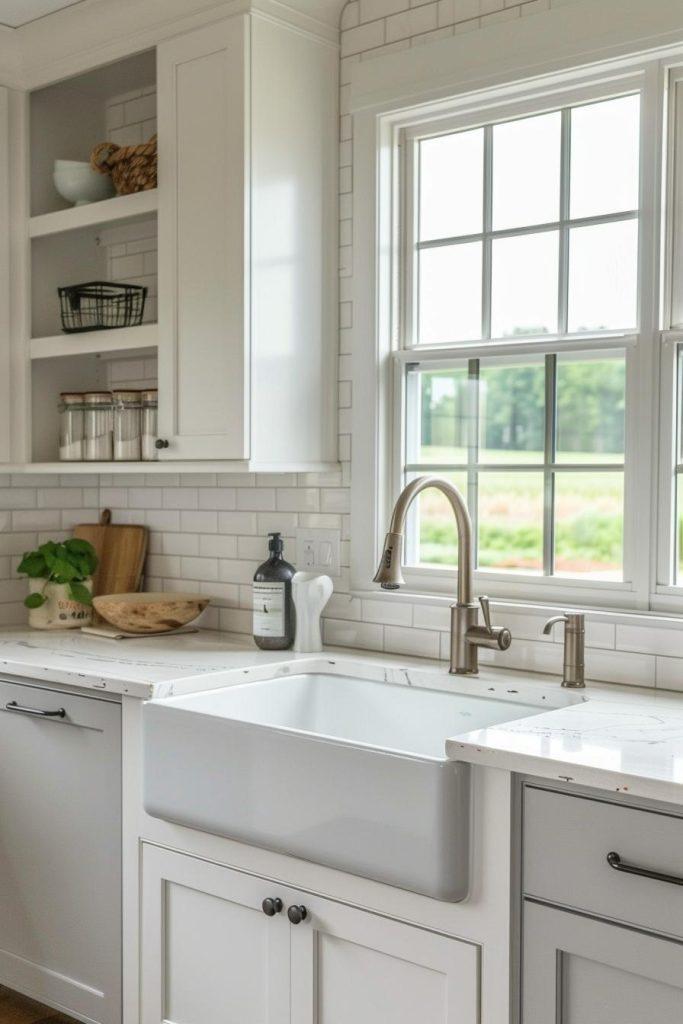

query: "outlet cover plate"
xmin=295 ymin=528 xmax=341 ymax=577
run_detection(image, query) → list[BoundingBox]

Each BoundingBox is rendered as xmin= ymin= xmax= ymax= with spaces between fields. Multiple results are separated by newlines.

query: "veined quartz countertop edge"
xmin=2 ymin=626 xmax=683 ymax=805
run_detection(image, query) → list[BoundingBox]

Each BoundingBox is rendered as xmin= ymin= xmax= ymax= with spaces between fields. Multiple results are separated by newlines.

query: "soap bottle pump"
xmin=252 ymin=532 xmax=295 ymax=650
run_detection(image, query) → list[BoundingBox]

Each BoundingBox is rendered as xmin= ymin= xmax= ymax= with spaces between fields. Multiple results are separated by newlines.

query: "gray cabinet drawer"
xmin=523 ymin=786 xmax=683 ymax=939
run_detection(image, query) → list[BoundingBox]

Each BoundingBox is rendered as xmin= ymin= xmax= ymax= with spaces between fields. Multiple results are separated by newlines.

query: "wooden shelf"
xmin=30 ymin=323 xmax=158 ymax=360
xmin=29 ymin=189 xmax=158 ymax=239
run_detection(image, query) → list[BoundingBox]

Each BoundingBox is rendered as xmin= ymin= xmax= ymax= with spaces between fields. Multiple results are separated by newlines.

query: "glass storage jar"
xmin=112 ymin=389 xmax=142 ymax=461
xmin=58 ymin=392 xmax=85 ymax=462
xmin=141 ymin=389 xmax=159 ymax=461
xmin=83 ymin=392 xmax=113 ymax=462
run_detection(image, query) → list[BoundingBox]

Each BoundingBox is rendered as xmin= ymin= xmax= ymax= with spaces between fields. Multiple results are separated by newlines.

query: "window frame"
xmin=349 ymin=34 xmax=681 ymax=614
xmin=390 ymin=69 xmax=661 ymax=608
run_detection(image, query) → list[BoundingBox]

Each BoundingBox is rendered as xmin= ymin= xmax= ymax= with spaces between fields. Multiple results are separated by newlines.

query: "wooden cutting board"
xmin=74 ymin=509 xmax=148 ymax=597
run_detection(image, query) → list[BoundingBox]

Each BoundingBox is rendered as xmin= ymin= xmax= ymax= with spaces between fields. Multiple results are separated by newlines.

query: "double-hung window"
xmin=395 ymin=84 xmax=648 ymax=604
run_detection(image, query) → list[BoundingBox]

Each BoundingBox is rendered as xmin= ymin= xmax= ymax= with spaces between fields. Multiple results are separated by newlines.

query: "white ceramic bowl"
xmin=53 ymin=159 xmax=115 ymax=206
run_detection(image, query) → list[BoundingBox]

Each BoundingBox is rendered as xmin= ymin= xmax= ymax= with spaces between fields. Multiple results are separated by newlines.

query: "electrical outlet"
xmin=295 ymin=528 xmax=341 ymax=577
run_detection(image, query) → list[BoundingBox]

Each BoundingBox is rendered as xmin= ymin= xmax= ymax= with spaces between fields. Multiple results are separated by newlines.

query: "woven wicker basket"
xmin=90 ymin=134 xmax=157 ymax=196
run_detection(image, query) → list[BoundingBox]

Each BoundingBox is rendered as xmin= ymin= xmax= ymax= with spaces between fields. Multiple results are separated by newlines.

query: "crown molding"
xmin=1 ymin=0 xmax=339 ymax=91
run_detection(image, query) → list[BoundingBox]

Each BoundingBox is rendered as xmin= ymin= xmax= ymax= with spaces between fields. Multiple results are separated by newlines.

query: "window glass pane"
xmin=418 ymin=243 xmax=482 ymax=344
xmin=407 ymin=471 xmax=470 ymax=567
xmin=570 ymin=94 xmax=640 ymax=219
xmin=477 ymin=472 xmax=544 ymax=572
xmin=492 ymin=111 xmax=561 ymax=230
xmin=677 ymin=474 xmax=683 ymax=585
xmin=678 ymin=348 xmax=683 ymax=464
xmin=415 ymin=366 xmax=472 ymax=464
xmin=554 ymin=471 xmax=623 ymax=578
xmin=567 ymin=219 xmax=637 ymax=333
xmin=479 ymin=358 xmax=545 ymax=463
xmin=556 ymin=353 xmax=625 ymax=464
xmin=491 ymin=231 xmax=558 ymax=338
xmin=419 ymin=129 xmax=484 ymax=241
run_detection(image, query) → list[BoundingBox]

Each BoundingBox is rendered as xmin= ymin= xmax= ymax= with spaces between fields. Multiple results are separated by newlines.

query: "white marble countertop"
xmin=3 ymin=626 xmax=683 ymax=805
xmin=0 ymin=627 xmax=319 ymax=697
xmin=447 ymin=685 xmax=683 ymax=805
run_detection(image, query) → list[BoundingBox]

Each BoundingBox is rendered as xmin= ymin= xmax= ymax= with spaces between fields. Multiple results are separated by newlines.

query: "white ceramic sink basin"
xmin=143 ymin=667 xmax=553 ymax=900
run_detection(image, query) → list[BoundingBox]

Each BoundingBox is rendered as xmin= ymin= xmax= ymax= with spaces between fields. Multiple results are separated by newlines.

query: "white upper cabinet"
xmin=155 ymin=12 xmax=338 ymax=468
xmin=6 ymin=6 xmax=337 ymax=471
xmin=156 ymin=18 xmax=249 ymax=462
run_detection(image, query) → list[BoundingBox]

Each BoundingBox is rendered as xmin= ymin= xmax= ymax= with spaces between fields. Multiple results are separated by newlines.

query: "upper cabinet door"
xmin=156 ymin=18 xmax=250 ymax=461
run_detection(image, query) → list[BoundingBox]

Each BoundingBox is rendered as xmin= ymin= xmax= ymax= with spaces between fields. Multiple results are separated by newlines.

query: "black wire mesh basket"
xmin=58 ymin=281 xmax=148 ymax=333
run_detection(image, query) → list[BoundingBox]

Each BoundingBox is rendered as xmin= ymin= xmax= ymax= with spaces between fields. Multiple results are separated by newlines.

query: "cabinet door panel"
xmin=291 ymin=892 xmax=479 ymax=1024
xmin=523 ymin=901 xmax=683 ymax=1023
xmin=141 ymin=844 xmax=289 ymax=1024
xmin=157 ymin=18 xmax=249 ymax=460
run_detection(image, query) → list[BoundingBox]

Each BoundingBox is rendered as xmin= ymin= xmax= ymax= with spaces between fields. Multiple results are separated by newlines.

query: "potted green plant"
xmin=17 ymin=539 xmax=99 ymax=630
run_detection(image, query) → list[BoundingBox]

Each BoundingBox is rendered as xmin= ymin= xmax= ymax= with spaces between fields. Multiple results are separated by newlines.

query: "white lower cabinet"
xmin=522 ymin=901 xmax=683 ymax=1022
xmin=141 ymin=844 xmax=479 ymax=1024
xmin=0 ymin=680 xmax=121 ymax=1024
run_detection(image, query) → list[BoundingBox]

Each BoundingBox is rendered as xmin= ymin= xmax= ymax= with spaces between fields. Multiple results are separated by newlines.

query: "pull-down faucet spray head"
xmin=373 ymin=532 xmax=405 ymax=589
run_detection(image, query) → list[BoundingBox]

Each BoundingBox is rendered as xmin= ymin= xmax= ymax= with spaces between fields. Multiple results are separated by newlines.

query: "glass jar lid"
xmin=112 ymin=389 xmax=142 ymax=406
xmin=59 ymin=392 xmax=85 ymax=404
xmin=84 ymin=391 xmax=113 ymax=405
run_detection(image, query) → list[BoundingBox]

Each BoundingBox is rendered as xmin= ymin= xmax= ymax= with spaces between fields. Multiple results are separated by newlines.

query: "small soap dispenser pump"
xmin=252 ymin=532 xmax=295 ymax=650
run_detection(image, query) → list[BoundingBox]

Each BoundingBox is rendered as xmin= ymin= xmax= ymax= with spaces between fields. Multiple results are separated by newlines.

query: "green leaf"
xmin=50 ymin=557 xmax=80 ymax=583
xmin=69 ymin=581 xmax=93 ymax=606
xmin=17 ymin=552 xmax=48 ymax=578
xmin=24 ymin=592 xmax=47 ymax=609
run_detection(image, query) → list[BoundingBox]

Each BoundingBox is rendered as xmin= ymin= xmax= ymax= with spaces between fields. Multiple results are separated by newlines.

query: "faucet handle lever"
xmin=478 ymin=595 xmax=493 ymax=633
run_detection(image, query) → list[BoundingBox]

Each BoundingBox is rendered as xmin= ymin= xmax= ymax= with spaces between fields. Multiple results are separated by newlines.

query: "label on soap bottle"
xmin=253 ymin=582 xmax=285 ymax=636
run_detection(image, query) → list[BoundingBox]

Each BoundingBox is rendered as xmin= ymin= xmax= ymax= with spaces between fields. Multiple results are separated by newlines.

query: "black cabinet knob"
xmin=155 ymin=438 xmax=170 ymax=449
xmin=287 ymin=904 xmax=308 ymax=925
xmin=261 ymin=897 xmax=283 ymax=917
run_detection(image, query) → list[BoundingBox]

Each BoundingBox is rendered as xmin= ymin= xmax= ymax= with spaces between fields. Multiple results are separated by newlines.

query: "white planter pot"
xmin=28 ymin=578 xmax=94 ymax=630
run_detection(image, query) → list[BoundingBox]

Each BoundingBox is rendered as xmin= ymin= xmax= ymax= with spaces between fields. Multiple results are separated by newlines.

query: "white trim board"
xmin=349 ymin=0 xmax=683 ymax=113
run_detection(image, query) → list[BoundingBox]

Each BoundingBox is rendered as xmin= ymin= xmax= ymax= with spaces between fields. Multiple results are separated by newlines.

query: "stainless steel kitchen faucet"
xmin=373 ymin=475 xmax=512 ymax=674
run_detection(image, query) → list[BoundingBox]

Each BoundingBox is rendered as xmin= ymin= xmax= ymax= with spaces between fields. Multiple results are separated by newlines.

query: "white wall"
xmin=3 ymin=0 xmax=683 ymax=693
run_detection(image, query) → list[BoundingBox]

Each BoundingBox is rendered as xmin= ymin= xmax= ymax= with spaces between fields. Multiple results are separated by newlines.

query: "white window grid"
xmin=404 ymin=103 xmax=640 ymax=349
xmin=382 ymin=64 xmax=666 ymax=609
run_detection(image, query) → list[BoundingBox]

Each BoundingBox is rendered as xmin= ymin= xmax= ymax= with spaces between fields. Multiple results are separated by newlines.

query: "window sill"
xmin=350 ymin=587 xmax=683 ymax=630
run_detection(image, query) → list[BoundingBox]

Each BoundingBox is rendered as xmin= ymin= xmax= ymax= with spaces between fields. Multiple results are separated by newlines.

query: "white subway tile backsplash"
xmin=324 ymin=618 xmax=384 ymax=650
xmin=616 ymin=624 xmax=683 ymax=659
xmin=385 ymin=625 xmax=440 ymax=658
xmin=361 ymin=598 xmax=413 ymax=626
xmin=200 ymin=534 xmax=239 ymax=559
xmin=237 ymin=489 xmax=277 ymax=512
xmin=163 ymin=488 xmax=199 ymax=510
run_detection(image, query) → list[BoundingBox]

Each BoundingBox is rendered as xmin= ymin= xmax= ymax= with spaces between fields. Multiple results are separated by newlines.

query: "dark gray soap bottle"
xmin=252 ymin=532 xmax=295 ymax=650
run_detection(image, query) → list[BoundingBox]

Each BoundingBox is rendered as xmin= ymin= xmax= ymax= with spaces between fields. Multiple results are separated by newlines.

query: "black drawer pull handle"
xmin=607 ymin=851 xmax=683 ymax=888
xmin=5 ymin=701 xmax=66 ymax=719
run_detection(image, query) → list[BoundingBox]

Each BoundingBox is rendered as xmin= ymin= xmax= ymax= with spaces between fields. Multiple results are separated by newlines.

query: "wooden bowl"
xmin=93 ymin=592 xmax=209 ymax=634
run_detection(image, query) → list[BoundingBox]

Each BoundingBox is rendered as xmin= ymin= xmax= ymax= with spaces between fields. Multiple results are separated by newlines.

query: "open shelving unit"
xmin=25 ymin=48 xmax=160 ymax=469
